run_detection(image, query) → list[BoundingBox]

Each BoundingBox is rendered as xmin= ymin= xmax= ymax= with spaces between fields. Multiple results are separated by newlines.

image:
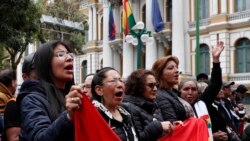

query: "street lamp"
xmin=125 ymin=21 xmax=153 ymax=69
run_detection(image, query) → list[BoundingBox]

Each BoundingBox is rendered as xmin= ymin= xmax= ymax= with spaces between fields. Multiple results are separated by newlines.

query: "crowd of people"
xmin=0 ymin=40 xmax=249 ymax=141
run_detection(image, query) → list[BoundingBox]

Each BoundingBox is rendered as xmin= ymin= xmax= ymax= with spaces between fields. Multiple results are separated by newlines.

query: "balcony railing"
xmin=228 ymin=10 xmax=250 ymax=21
xmin=188 ymin=18 xmax=211 ymax=29
xmin=188 ymin=10 xmax=250 ymax=29
xmin=229 ymin=73 xmax=250 ymax=81
xmin=40 ymin=15 xmax=84 ymax=31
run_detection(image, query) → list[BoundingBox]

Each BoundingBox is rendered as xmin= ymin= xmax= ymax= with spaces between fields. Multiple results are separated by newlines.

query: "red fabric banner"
xmin=74 ymin=95 xmax=121 ymax=141
xmin=158 ymin=117 xmax=209 ymax=141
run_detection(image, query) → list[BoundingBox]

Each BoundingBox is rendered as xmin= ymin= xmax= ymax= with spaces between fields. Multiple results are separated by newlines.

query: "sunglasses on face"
xmin=146 ymin=83 xmax=159 ymax=89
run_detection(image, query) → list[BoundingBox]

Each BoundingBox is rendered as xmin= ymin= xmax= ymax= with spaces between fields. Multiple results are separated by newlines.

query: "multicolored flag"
xmin=152 ymin=0 xmax=164 ymax=32
xmin=122 ymin=0 xmax=136 ymax=35
xmin=109 ymin=6 xmax=116 ymax=40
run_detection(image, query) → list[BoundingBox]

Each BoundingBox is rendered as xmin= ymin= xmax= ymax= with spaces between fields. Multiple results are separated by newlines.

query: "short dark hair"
xmin=125 ymin=69 xmax=155 ymax=97
xmin=196 ymin=73 xmax=208 ymax=81
xmin=91 ymin=67 xmax=116 ymax=102
xmin=236 ymin=85 xmax=248 ymax=94
xmin=0 ymin=68 xmax=16 ymax=86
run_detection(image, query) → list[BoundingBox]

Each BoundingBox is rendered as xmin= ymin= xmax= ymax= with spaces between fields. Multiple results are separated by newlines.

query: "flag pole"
xmin=195 ymin=0 xmax=200 ymax=75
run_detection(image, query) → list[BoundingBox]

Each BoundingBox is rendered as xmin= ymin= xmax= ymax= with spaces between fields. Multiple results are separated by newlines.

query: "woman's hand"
xmin=173 ymin=120 xmax=183 ymax=126
xmin=161 ymin=121 xmax=173 ymax=134
xmin=213 ymin=130 xmax=228 ymax=141
xmin=65 ymin=85 xmax=84 ymax=121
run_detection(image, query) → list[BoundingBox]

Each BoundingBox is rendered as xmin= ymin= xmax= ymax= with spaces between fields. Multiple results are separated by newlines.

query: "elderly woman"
xmin=179 ymin=41 xmax=227 ymax=141
xmin=122 ymin=69 xmax=173 ymax=141
xmin=91 ymin=67 xmax=138 ymax=141
xmin=152 ymin=55 xmax=189 ymax=122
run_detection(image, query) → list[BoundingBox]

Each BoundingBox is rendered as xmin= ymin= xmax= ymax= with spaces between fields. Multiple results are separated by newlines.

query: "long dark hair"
xmin=34 ymin=40 xmax=74 ymax=120
xmin=91 ymin=67 xmax=116 ymax=102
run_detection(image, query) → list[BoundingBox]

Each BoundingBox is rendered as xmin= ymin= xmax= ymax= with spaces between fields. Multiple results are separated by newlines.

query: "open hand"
xmin=212 ymin=41 xmax=224 ymax=63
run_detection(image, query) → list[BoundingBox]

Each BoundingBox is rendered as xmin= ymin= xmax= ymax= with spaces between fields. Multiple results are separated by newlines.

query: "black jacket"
xmin=122 ymin=95 xmax=164 ymax=141
xmin=200 ymin=62 xmax=222 ymax=106
xmin=207 ymin=102 xmax=228 ymax=133
xmin=156 ymin=89 xmax=187 ymax=122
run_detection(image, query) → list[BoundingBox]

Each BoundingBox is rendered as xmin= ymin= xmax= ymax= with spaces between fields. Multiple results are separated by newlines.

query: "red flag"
xmin=74 ymin=95 xmax=121 ymax=141
xmin=158 ymin=117 xmax=209 ymax=141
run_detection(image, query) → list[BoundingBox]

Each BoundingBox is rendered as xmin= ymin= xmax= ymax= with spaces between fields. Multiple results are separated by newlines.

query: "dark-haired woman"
xmin=17 ymin=40 xmax=83 ymax=141
xmin=91 ymin=67 xmax=138 ymax=141
xmin=122 ymin=69 xmax=173 ymax=141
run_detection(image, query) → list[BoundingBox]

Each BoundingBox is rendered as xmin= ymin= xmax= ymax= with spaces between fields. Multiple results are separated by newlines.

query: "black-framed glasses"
xmin=54 ymin=51 xmax=75 ymax=59
xmin=146 ymin=83 xmax=159 ymax=89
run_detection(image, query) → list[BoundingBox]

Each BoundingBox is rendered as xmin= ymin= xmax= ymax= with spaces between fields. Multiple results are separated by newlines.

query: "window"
xmin=100 ymin=17 xmax=103 ymax=40
xmin=235 ymin=0 xmax=250 ymax=12
xmin=82 ymin=60 xmax=87 ymax=82
xmin=235 ymin=38 xmax=250 ymax=73
xmin=200 ymin=44 xmax=210 ymax=74
xmin=200 ymin=0 xmax=209 ymax=19
xmin=166 ymin=0 xmax=172 ymax=22
xmin=142 ymin=5 xmax=146 ymax=25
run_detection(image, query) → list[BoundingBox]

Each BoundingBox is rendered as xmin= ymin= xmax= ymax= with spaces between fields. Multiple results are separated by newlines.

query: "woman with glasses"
xmin=178 ymin=41 xmax=225 ymax=141
xmin=17 ymin=40 xmax=83 ymax=141
xmin=122 ymin=69 xmax=173 ymax=141
xmin=91 ymin=67 xmax=138 ymax=141
xmin=80 ymin=74 xmax=94 ymax=101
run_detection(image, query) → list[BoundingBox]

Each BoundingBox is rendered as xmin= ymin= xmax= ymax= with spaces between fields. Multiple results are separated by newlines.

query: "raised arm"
xmin=201 ymin=41 xmax=224 ymax=105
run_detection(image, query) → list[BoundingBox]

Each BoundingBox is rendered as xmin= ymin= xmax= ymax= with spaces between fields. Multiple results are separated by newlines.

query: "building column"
xmin=229 ymin=0 xmax=234 ymax=14
xmin=98 ymin=16 xmax=101 ymax=40
xmin=145 ymin=0 xmax=157 ymax=70
xmin=92 ymin=5 xmax=97 ymax=40
xmin=88 ymin=6 xmax=93 ymax=41
xmin=172 ymin=0 xmax=185 ymax=72
xmin=211 ymin=0 xmax=218 ymax=16
xmin=122 ymin=39 xmax=134 ymax=79
xmin=111 ymin=46 xmax=122 ymax=73
xmin=191 ymin=0 xmax=195 ymax=21
xmin=157 ymin=41 xmax=165 ymax=57
xmin=221 ymin=0 xmax=227 ymax=14
xmin=103 ymin=1 xmax=112 ymax=67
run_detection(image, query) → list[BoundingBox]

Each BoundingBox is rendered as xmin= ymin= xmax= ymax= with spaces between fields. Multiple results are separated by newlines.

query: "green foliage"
xmin=0 ymin=0 xmax=88 ymax=69
xmin=0 ymin=0 xmax=42 ymax=69
xmin=41 ymin=0 xmax=87 ymax=54
xmin=0 ymin=47 xmax=9 ymax=69
xmin=46 ymin=0 xmax=85 ymax=22
xmin=70 ymin=33 xmax=85 ymax=53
